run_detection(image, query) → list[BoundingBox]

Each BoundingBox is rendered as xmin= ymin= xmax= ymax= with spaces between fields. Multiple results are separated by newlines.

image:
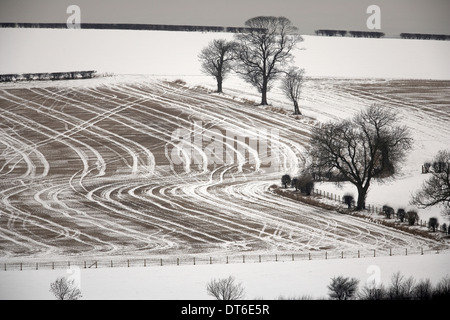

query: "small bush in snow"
xmin=433 ymin=276 xmax=450 ymax=300
xmin=428 ymin=217 xmax=439 ymax=232
xmin=358 ymin=282 xmax=387 ymax=300
xmin=49 ymin=276 xmax=82 ymax=300
xmin=397 ymin=208 xmax=406 ymax=222
xmin=382 ymin=205 xmax=394 ymax=219
xmin=343 ymin=194 xmax=354 ymax=209
xmin=387 ymin=272 xmax=415 ymax=300
xmin=281 ymin=174 xmax=291 ymax=188
xmin=406 ymin=210 xmax=418 ymax=226
xmin=327 ymin=276 xmax=359 ymax=300
xmin=206 ymin=276 xmax=245 ymax=300
xmin=296 ymin=173 xmax=315 ymax=195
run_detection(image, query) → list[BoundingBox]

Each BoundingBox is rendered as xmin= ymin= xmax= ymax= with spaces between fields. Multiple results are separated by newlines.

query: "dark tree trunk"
xmin=293 ymin=100 xmax=301 ymax=115
xmin=356 ymin=185 xmax=368 ymax=210
xmin=261 ymin=79 xmax=268 ymax=105
xmin=216 ymin=76 xmax=223 ymax=93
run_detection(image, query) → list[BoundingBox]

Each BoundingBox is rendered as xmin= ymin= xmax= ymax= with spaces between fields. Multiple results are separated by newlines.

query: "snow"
xmin=1 ymin=29 xmax=450 ymax=79
xmin=1 ymin=251 xmax=449 ymax=300
xmin=1 ymin=27 xmax=449 ymax=300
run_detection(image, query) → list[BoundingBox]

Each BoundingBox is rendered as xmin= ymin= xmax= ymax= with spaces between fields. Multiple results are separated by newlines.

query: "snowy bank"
xmin=0 ymin=251 xmax=449 ymax=300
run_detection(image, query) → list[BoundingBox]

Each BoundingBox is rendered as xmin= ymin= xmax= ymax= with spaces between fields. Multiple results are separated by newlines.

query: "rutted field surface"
xmin=0 ymin=78 xmax=448 ymax=261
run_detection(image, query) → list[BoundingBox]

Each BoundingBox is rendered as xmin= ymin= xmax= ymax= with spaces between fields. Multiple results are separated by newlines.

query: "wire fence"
xmin=1 ymin=247 xmax=442 ymax=272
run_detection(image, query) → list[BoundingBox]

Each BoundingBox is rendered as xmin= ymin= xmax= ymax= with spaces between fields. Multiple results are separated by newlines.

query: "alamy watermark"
xmin=66 ymin=5 xmax=81 ymax=29
xmin=366 ymin=5 xmax=381 ymax=30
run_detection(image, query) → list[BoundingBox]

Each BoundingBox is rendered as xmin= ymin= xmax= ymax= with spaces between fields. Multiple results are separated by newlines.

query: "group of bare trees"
xmin=206 ymin=273 xmax=450 ymax=300
xmin=199 ymin=18 xmax=449 ymax=219
xmin=308 ymin=103 xmax=449 ymax=216
xmin=199 ymin=16 xmax=305 ymax=114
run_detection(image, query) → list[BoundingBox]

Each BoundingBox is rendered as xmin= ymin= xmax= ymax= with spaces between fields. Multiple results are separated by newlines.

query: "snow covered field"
xmin=1 ymin=251 xmax=449 ymax=300
xmin=0 ymin=28 xmax=449 ymax=300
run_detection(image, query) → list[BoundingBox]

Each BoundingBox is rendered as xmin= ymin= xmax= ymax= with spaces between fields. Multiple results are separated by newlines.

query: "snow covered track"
xmin=0 ymin=77 xmax=447 ymax=261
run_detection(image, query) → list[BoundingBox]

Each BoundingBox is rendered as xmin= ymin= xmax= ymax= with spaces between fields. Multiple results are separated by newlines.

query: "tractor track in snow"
xmin=0 ymin=77 xmax=447 ymax=261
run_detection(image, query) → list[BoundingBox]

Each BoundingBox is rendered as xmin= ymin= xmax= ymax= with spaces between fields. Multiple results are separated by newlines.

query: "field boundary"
xmin=0 ymin=247 xmax=444 ymax=272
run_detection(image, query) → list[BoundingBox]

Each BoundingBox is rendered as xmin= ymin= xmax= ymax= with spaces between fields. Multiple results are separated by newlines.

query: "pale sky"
xmin=0 ymin=0 xmax=449 ymax=36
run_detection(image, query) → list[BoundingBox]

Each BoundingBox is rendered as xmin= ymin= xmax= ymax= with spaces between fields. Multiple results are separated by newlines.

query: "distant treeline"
xmin=0 ymin=71 xmax=96 ymax=82
xmin=0 ymin=22 xmax=265 ymax=33
xmin=315 ymin=29 xmax=385 ymax=38
xmin=399 ymin=33 xmax=450 ymax=40
xmin=315 ymin=29 xmax=450 ymax=40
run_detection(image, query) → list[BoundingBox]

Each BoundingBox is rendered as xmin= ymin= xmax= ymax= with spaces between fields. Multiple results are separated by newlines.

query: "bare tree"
xmin=411 ymin=149 xmax=450 ymax=216
xmin=206 ymin=276 xmax=245 ymax=300
xmin=327 ymin=276 xmax=359 ymax=300
xmin=234 ymin=16 xmax=302 ymax=105
xmin=49 ymin=276 xmax=82 ymax=300
xmin=198 ymin=39 xmax=237 ymax=93
xmin=309 ymin=104 xmax=413 ymax=210
xmin=387 ymin=272 xmax=415 ymax=300
xmin=281 ymin=67 xmax=305 ymax=115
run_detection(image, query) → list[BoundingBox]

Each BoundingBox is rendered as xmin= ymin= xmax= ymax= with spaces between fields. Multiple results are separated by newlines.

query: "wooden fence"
xmin=0 ymin=247 xmax=440 ymax=272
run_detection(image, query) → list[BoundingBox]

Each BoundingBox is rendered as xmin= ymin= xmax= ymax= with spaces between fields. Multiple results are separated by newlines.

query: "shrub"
xmin=343 ymin=194 xmax=354 ymax=209
xmin=281 ymin=174 xmax=291 ymax=188
xmin=327 ymin=276 xmax=359 ymax=300
xmin=387 ymin=272 xmax=415 ymax=300
xmin=290 ymin=178 xmax=298 ymax=190
xmin=428 ymin=217 xmax=439 ymax=232
xmin=296 ymin=173 xmax=315 ymax=195
xmin=206 ymin=276 xmax=245 ymax=300
xmin=423 ymin=162 xmax=431 ymax=173
xmin=406 ymin=210 xmax=418 ymax=226
xmin=382 ymin=205 xmax=394 ymax=219
xmin=397 ymin=208 xmax=406 ymax=222
xmin=412 ymin=279 xmax=433 ymax=300
xmin=49 ymin=276 xmax=82 ymax=300
xmin=433 ymin=276 xmax=450 ymax=300
xmin=441 ymin=223 xmax=447 ymax=233
xmin=358 ymin=282 xmax=387 ymax=300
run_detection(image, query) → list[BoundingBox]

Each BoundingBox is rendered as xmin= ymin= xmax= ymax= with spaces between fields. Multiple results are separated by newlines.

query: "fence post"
xmin=374 ymin=249 xmax=376 ymax=257
xmin=36 ymin=262 xmax=38 ymax=270
xmin=325 ymin=251 xmax=327 ymax=260
xmin=405 ymin=248 xmax=407 ymax=256
xmin=52 ymin=262 xmax=54 ymax=270
xmin=127 ymin=260 xmax=129 ymax=267
xmin=84 ymin=261 xmax=86 ymax=269
xmin=210 ymin=257 xmax=212 ymax=264
xmin=390 ymin=248 xmax=392 ymax=256
xmin=421 ymin=247 xmax=423 ymax=255
xmin=341 ymin=251 xmax=344 ymax=259
xmin=160 ymin=258 xmax=163 ymax=266
xmin=309 ymin=252 xmax=311 ymax=260
xmin=20 ymin=263 xmax=22 ymax=271
xmin=144 ymin=259 xmax=146 ymax=267
xmin=292 ymin=254 xmax=294 ymax=261
xmin=193 ymin=258 xmax=195 ymax=265
xmin=358 ymin=250 xmax=360 ymax=258
xmin=275 ymin=254 xmax=278 ymax=262
xmin=177 ymin=258 xmax=179 ymax=266
xmin=111 ymin=260 xmax=113 ymax=268
xmin=243 ymin=255 xmax=245 ymax=263
xmin=259 ymin=255 xmax=261 ymax=263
